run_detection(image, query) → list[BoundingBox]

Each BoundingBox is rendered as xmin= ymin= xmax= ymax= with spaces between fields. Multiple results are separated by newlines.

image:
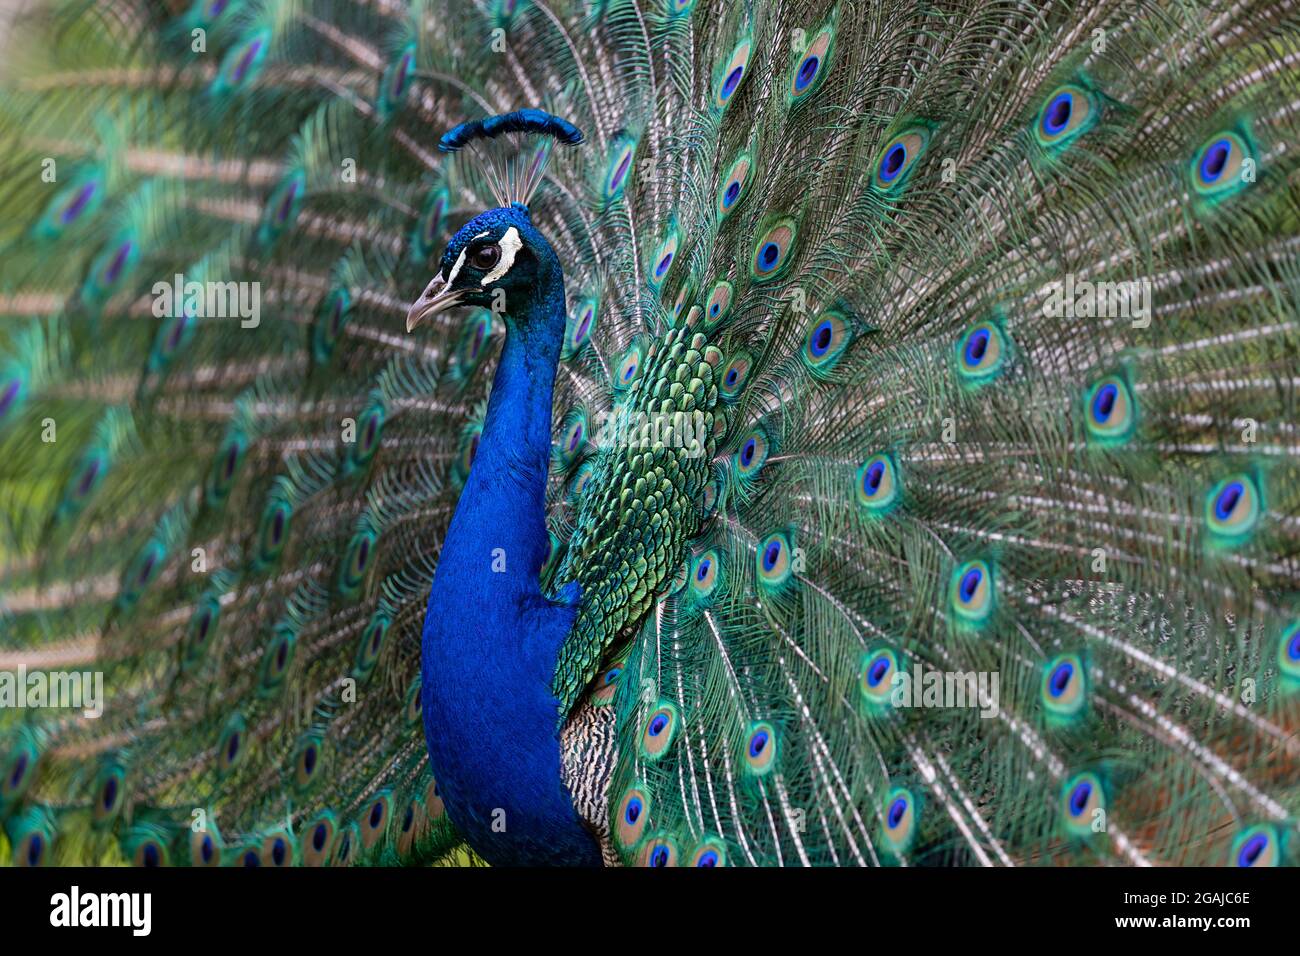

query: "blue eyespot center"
xmin=697 ymin=850 xmax=719 ymax=867
xmin=1070 ymin=782 xmax=1092 ymax=816
xmin=10 ymin=753 xmax=28 ymax=788
xmin=959 ymin=567 xmax=982 ymax=602
xmin=1043 ymin=93 xmax=1073 ymax=135
xmin=1092 ymin=382 xmax=1117 ymax=421
xmin=795 ymin=56 xmax=819 ymax=91
xmin=741 ymin=439 xmax=756 ymax=466
xmin=864 ymin=460 xmax=885 ymax=494
xmin=369 ymin=801 xmax=384 ymax=827
xmin=650 ymin=845 xmax=669 ymax=866
xmin=1238 ymin=833 xmax=1268 ymax=866
xmin=649 ymin=714 xmax=668 ymax=737
xmin=62 ymin=182 xmax=97 ymax=224
xmin=749 ymin=730 xmax=769 ymax=757
xmin=201 ymin=835 xmax=214 ymax=862
xmin=272 ymin=837 xmax=286 ymax=865
xmin=810 ymin=321 xmax=833 ymax=356
xmin=759 ymin=242 xmax=779 ymax=269
xmin=625 ymin=797 xmax=642 ymax=825
xmin=964 ymin=329 xmax=989 ymax=366
xmin=887 ymin=797 xmax=908 ymax=828
xmin=1200 ymin=139 xmax=1231 ymax=183
xmin=721 ymin=66 xmax=743 ymax=98
xmin=1215 ymin=481 xmax=1244 ymax=521
xmin=724 ymin=182 xmax=741 ymax=207
xmin=1050 ymin=662 xmax=1074 ymax=696
xmin=880 ymin=143 xmax=907 ymax=182
xmin=697 ymin=560 xmax=711 ymax=580
xmin=868 ymin=657 xmax=890 ymax=687
xmin=763 ymin=541 xmax=781 ymax=570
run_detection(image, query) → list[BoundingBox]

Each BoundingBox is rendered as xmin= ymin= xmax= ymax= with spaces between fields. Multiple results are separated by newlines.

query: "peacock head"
xmin=405 ymin=109 xmax=584 ymax=333
xmin=405 ymin=203 xmax=557 ymax=332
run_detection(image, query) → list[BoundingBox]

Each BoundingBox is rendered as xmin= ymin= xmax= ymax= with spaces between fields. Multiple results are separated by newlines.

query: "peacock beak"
xmin=406 ymin=273 xmax=464 ymax=332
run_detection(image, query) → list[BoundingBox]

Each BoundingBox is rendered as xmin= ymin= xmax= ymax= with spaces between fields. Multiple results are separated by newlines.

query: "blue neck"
xmin=419 ymin=258 xmax=602 ymax=867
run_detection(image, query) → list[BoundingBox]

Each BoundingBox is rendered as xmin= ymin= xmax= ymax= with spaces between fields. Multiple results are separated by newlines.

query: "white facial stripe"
xmin=481 ymin=227 xmax=522 ymax=286
xmin=444 ymin=248 xmax=469 ymax=287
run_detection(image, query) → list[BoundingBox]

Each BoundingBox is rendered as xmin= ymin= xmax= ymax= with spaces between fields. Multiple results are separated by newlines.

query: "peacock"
xmin=0 ymin=0 xmax=1298 ymax=870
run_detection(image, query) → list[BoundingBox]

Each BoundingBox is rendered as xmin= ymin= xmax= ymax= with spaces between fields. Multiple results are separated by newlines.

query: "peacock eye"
xmin=470 ymin=244 xmax=502 ymax=271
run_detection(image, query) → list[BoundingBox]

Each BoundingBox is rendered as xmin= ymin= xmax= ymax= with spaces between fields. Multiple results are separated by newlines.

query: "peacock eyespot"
xmin=1084 ymin=374 xmax=1136 ymax=443
xmin=1041 ymin=653 xmax=1086 ymax=720
xmin=855 ymin=453 xmax=900 ymax=514
xmin=872 ymin=127 xmax=930 ymax=191
xmin=756 ymin=531 xmax=794 ymax=590
xmin=689 ymin=548 xmax=724 ymax=603
xmin=704 ymin=280 xmax=734 ymax=328
xmin=1191 ymin=130 xmax=1253 ymax=199
xmin=949 ymin=559 xmax=994 ymax=627
xmin=616 ymin=343 xmax=644 ymax=388
xmin=638 ymin=835 xmax=680 ymax=867
xmin=641 ymin=702 xmax=679 ymax=759
xmin=603 ymin=141 xmax=634 ymax=199
xmin=714 ymin=39 xmax=752 ymax=110
xmin=803 ymin=310 xmax=850 ymax=371
xmin=647 ymin=232 xmax=679 ymax=289
xmin=1232 ymin=825 xmax=1279 ymax=867
xmin=860 ymin=647 xmax=901 ymax=708
xmin=690 ymin=839 xmax=727 ymax=867
xmin=719 ymin=351 xmax=752 ymax=399
xmin=956 ymin=321 xmax=1008 ymax=383
xmin=751 ymin=218 xmax=798 ymax=282
xmin=1060 ymin=772 xmax=1104 ymax=835
xmin=1204 ymin=473 xmax=1261 ymax=544
xmin=313 ymin=824 xmax=328 ymax=851
xmin=743 ymin=721 xmax=777 ymax=774
xmin=881 ymin=787 xmax=918 ymax=852
xmin=1034 ymin=84 xmax=1098 ymax=149
xmin=734 ymin=426 xmax=769 ymax=479
xmin=616 ymin=787 xmax=650 ymax=847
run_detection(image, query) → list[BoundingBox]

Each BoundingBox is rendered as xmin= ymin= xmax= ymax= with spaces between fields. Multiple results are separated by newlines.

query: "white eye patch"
xmin=481 ymin=226 xmax=522 ymax=285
